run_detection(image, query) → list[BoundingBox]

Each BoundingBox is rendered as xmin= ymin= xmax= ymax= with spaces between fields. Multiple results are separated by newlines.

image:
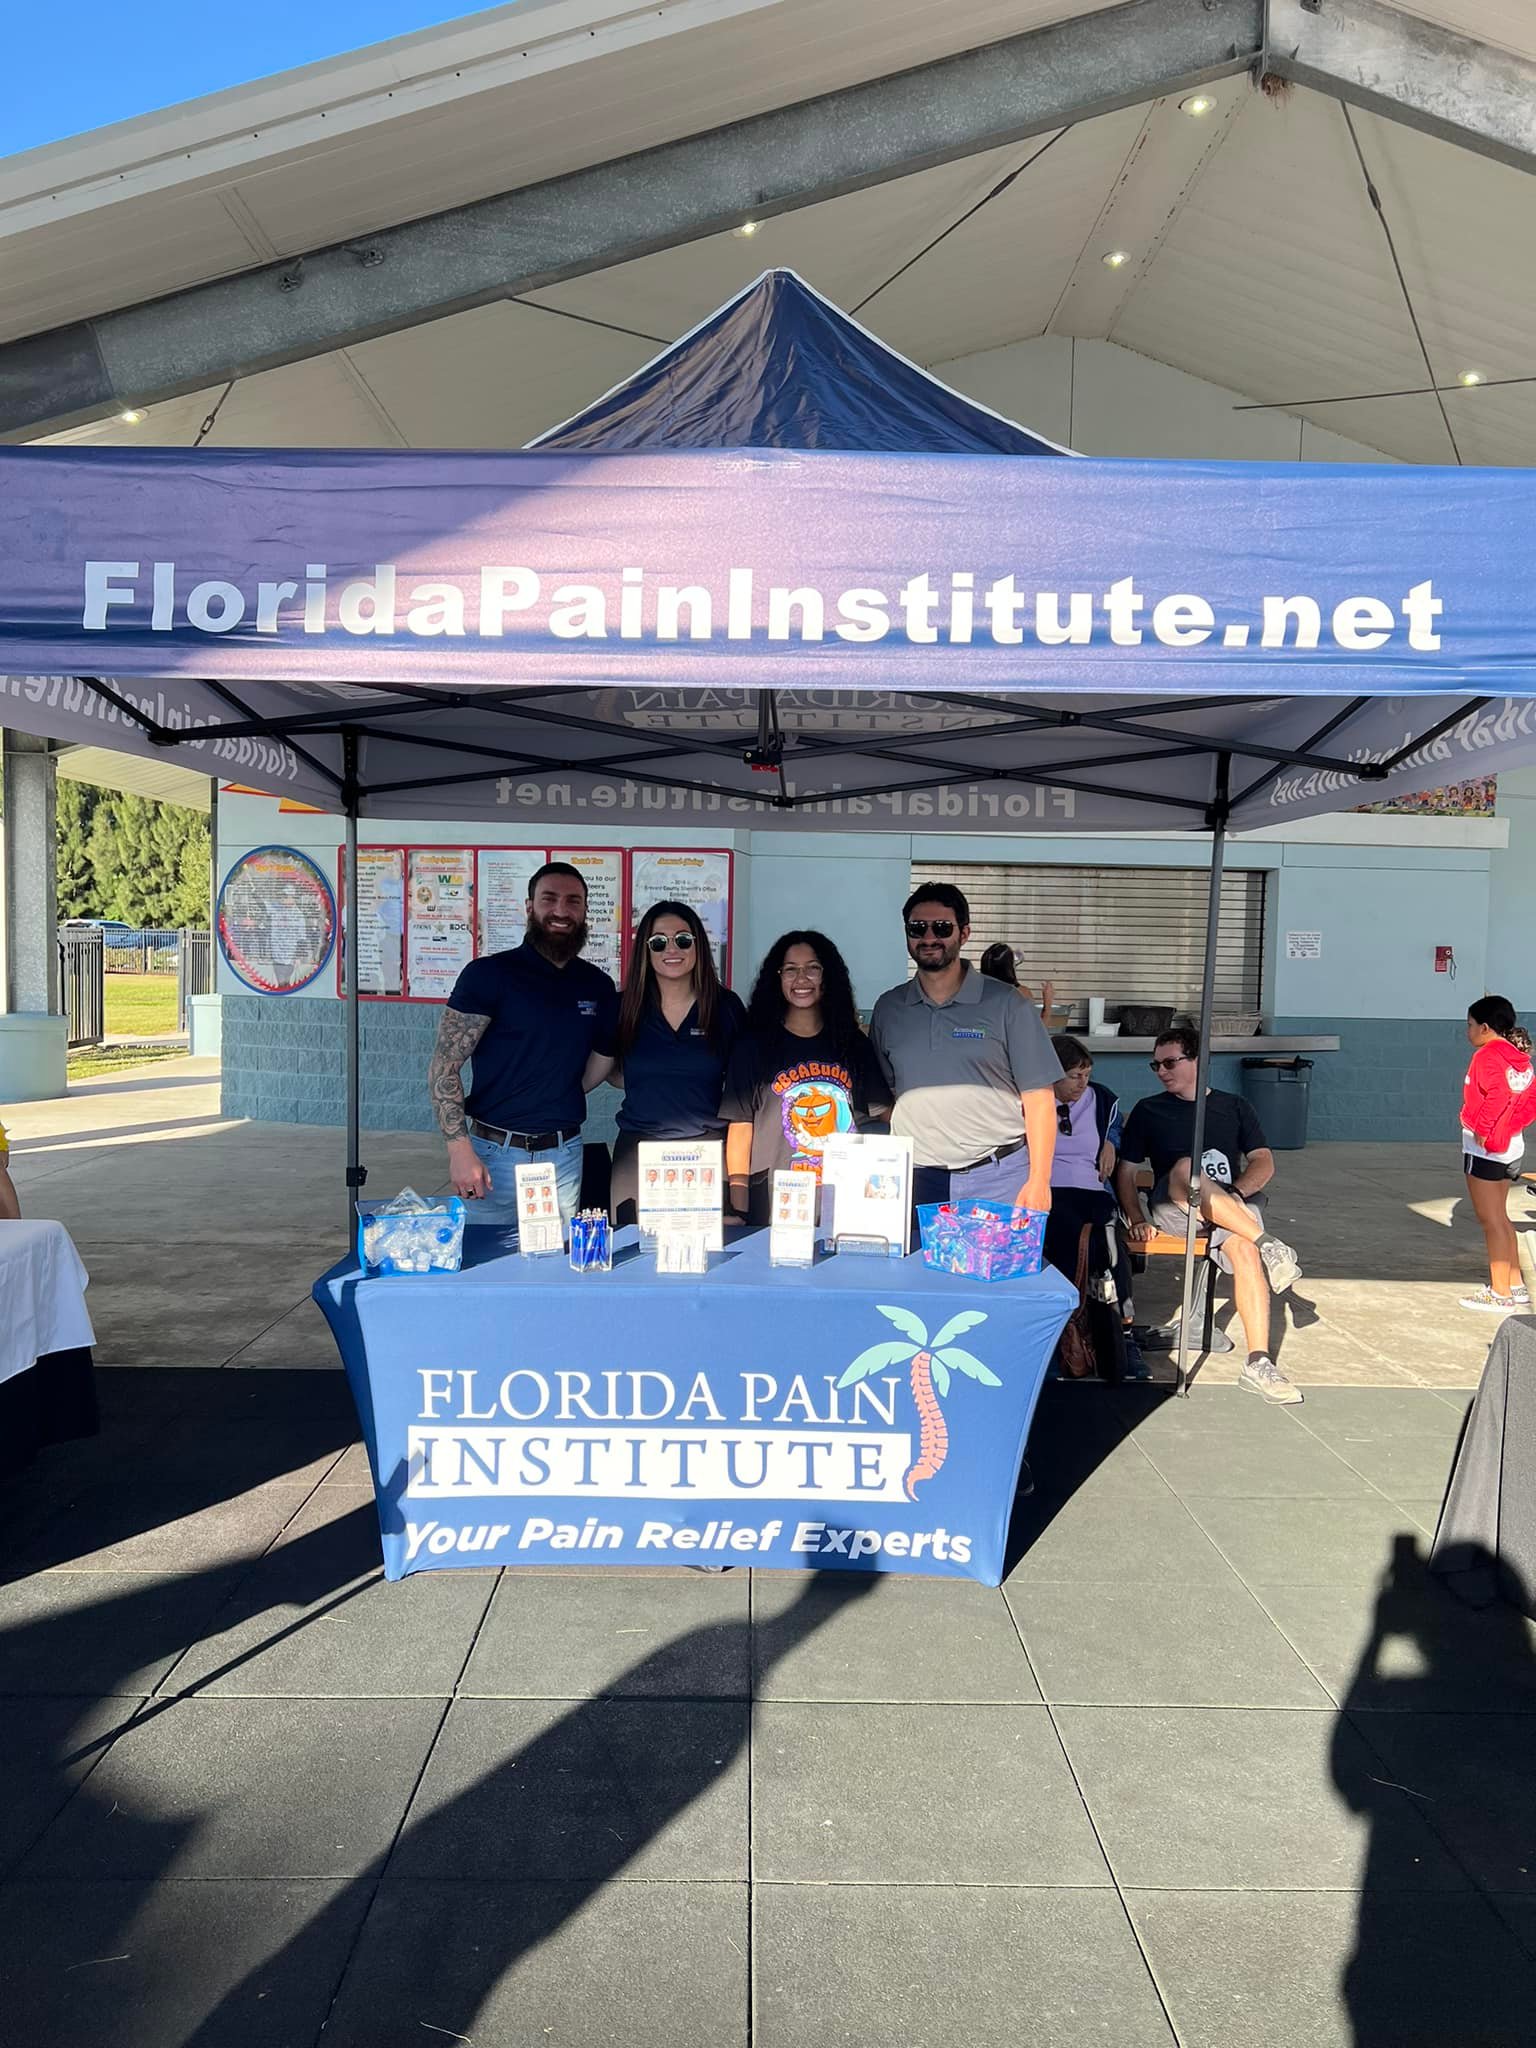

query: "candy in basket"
xmin=356 ymin=1188 xmax=467 ymax=1274
xmin=917 ymin=1199 xmax=1046 ymax=1282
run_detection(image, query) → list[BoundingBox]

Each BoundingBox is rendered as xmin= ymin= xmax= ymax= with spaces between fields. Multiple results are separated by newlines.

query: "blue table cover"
xmin=313 ymin=1226 xmax=1075 ymax=1585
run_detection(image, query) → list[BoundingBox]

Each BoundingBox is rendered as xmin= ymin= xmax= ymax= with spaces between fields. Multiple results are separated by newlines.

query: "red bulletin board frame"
xmin=626 ymin=846 xmax=737 ymax=988
xmin=337 ymin=843 xmax=547 ymax=1002
xmin=333 ymin=841 xmax=735 ymax=999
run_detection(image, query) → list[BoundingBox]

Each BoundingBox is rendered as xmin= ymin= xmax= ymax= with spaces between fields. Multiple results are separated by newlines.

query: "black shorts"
xmin=1464 ymin=1153 xmax=1521 ymax=1184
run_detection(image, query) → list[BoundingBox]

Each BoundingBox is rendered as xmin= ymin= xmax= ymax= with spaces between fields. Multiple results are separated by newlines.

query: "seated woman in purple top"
xmin=1043 ymin=1036 xmax=1147 ymax=1378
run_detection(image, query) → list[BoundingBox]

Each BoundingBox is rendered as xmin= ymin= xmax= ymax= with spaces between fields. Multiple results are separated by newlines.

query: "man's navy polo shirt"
xmin=616 ymin=989 xmax=746 ymax=1139
xmin=449 ymin=942 xmax=618 ymax=1135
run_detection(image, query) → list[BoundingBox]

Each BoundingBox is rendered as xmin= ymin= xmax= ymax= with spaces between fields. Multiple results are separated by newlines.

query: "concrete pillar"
xmin=1487 ymin=767 xmax=1536 ymax=1014
xmin=0 ymin=728 xmax=67 ymax=1099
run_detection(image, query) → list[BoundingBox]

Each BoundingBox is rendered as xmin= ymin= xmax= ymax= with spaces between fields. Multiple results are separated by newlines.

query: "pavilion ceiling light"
xmin=118 ymin=408 xmax=147 ymax=424
xmin=1179 ymin=93 xmax=1215 ymax=116
xmin=1458 ymin=371 xmax=1484 ymax=387
xmin=733 ymin=220 xmax=760 ymax=238
xmin=1102 ymin=250 xmax=1131 ymax=269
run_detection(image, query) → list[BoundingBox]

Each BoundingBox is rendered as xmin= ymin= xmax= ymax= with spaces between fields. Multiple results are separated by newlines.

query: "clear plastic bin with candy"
xmin=916 ymin=1199 xmax=1046 ymax=1283
xmin=356 ymin=1188 xmax=467 ymax=1274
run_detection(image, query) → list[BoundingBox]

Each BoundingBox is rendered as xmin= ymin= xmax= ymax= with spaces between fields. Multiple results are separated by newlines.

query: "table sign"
xmin=313 ymin=1231 xmax=1076 ymax=1585
xmin=514 ymin=1163 xmax=563 ymax=1255
xmin=769 ymin=1170 xmax=816 ymax=1267
xmin=637 ymin=1139 xmax=723 ymax=1249
xmin=820 ymin=1133 xmax=913 ymax=1256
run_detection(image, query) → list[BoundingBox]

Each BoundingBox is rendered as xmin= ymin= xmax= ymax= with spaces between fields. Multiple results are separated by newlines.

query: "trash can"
xmin=1240 ymin=1057 xmax=1313 ymax=1149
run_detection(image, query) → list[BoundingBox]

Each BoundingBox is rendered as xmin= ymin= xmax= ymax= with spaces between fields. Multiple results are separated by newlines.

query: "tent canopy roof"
xmin=530 ymin=271 xmax=1070 ymax=458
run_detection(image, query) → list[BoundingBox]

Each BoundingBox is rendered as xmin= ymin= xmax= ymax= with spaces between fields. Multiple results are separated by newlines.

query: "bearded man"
xmin=427 ymin=862 xmax=617 ymax=1229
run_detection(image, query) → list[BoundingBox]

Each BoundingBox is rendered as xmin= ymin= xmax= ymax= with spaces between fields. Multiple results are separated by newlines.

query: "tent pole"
xmin=1175 ymin=752 xmax=1231 ymax=1398
xmin=342 ymin=733 xmax=365 ymax=1243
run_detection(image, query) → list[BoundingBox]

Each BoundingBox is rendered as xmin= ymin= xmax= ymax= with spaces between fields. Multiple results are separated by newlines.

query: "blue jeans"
xmin=469 ymin=1132 xmax=583 ymax=1234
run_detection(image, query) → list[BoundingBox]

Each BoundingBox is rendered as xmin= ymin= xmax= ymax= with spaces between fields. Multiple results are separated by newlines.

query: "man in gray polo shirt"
xmin=870 ymin=881 xmax=1061 ymax=1215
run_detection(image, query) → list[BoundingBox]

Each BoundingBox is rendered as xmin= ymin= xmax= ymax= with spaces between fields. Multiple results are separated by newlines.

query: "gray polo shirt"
xmin=869 ymin=965 xmax=1062 ymax=1170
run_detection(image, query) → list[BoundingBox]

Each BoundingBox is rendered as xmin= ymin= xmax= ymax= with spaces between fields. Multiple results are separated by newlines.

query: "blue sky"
xmin=7 ymin=3 xmax=486 ymax=153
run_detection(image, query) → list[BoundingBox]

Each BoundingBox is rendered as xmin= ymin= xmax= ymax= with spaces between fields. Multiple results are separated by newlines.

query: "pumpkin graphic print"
xmin=775 ymin=1064 xmax=857 ymax=1173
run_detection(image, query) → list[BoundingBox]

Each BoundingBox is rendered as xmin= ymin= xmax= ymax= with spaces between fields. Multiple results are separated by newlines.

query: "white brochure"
xmin=818 ymin=1133 xmax=914 ymax=1257
xmin=514 ymin=1162 xmax=564 ymax=1255
xmin=768 ymin=1169 xmax=817 ymax=1268
xmin=637 ymin=1140 xmax=723 ymax=1251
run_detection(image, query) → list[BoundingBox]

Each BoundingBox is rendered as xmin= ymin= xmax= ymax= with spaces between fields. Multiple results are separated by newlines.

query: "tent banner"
xmin=4 ymin=445 xmax=1536 ymax=696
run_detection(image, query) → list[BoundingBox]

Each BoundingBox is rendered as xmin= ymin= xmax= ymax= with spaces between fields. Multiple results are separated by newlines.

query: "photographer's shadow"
xmin=1333 ymin=1534 xmax=1536 ymax=2046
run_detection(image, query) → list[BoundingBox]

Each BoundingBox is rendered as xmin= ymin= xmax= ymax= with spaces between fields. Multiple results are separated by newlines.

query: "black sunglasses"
xmin=906 ymin=919 xmax=956 ymax=938
xmin=1056 ymin=1100 xmax=1073 ymax=1135
xmin=646 ymin=931 xmax=695 ymax=953
xmin=1149 ymin=1054 xmax=1190 ymax=1073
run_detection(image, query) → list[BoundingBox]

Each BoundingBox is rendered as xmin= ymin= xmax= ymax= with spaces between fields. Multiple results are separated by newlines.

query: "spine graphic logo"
xmin=836 ymin=1306 xmax=1000 ymax=1500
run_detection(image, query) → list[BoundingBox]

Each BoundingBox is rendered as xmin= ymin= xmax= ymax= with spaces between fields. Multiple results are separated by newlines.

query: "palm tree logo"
xmin=836 ymin=1307 xmax=1000 ymax=1500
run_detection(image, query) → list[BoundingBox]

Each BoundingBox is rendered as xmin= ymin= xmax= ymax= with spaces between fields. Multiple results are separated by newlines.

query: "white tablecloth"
xmin=0 ymin=1220 xmax=95 ymax=1388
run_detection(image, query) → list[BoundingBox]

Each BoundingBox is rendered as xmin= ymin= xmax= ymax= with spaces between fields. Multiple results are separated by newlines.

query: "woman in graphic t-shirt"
xmin=721 ymin=930 xmax=889 ymax=1224
xmin=1459 ymin=994 xmax=1534 ymax=1314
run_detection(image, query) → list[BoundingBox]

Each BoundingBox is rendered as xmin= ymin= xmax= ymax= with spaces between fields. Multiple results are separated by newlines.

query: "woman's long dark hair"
xmin=979 ymin=942 xmax=1019 ymax=987
xmin=618 ymin=899 xmax=723 ymax=1054
xmin=746 ymin=929 xmax=864 ymax=1061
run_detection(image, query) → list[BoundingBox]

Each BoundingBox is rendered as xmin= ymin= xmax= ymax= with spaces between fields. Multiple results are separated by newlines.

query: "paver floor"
xmin=3 ymin=1370 xmax=1536 ymax=2045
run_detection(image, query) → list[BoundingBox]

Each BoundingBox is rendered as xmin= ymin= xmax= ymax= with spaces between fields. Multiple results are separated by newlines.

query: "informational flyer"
xmin=636 ymin=1140 xmax=724 ymax=1251
xmin=819 ymin=1133 xmax=914 ymax=1257
xmin=1286 ymin=929 xmax=1322 ymax=961
xmin=514 ymin=1162 xmax=564 ymax=1255
xmin=769 ymin=1169 xmax=817 ymax=1267
xmin=478 ymin=847 xmax=548 ymax=956
xmin=406 ymin=847 xmax=475 ymax=999
xmin=630 ymin=849 xmax=731 ymax=976
xmin=554 ymin=848 xmax=624 ymax=981
xmin=354 ymin=846 xmax=405 ymax=996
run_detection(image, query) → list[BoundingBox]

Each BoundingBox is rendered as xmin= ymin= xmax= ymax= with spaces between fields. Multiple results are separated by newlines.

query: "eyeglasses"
xmin=646 ymin=931 xmax=695 ymax=954
xmin=905 ymin=919 xmax=956 ymax=939
xmin=1149 ymin=1054 xmax=1191 ymax=1073
xmin=781 ymin=961 xmax=824 ymax=981
xmin=1056 ymin=1101 xmax=1073 ymax=1135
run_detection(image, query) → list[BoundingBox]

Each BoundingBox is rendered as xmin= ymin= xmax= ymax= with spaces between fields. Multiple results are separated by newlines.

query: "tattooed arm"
xmin=428 ymin=1006 xmax=493 ymax=1198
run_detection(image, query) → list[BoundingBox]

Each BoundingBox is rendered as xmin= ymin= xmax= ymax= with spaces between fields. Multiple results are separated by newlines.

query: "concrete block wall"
xmin=1270 ymin=1015 xmax=1529 ymax=1145
xmin=222 ymin=993 xmax=625 ymax=1142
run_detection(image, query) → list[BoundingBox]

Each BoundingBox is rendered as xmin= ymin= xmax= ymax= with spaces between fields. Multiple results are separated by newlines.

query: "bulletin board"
xmin=336 ymin=845 xmax=734 ymax=1001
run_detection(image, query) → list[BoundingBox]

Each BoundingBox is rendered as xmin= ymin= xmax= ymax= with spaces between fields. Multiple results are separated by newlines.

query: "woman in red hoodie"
xmin=1460 ymin=995 xmax=1535 ymax=1313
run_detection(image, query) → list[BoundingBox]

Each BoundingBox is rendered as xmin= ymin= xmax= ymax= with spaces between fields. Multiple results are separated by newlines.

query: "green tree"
xmin=55 ymin=778 xmax=100 ymax=917
xmin=71 ymin=785 xmax=210 ymax=928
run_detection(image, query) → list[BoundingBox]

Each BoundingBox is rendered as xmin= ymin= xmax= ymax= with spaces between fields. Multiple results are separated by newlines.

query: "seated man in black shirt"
xmin=1114 ymin=1026 xmax=1304 ymax=1405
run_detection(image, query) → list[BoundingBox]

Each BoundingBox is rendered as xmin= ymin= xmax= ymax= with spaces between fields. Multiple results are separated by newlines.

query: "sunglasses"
xmin=1056 ymin=1101 xmax=1074 ymax=1135
xmin=646 ymin=931 xmax=695 ymax=954
xmin=905 ymin=919 xmax=956 ymax=939
xmin=1149 ymin=1054 xmax=1190 ymax=1073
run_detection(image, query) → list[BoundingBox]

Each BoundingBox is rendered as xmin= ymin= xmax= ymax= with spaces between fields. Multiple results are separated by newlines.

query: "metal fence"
xmin=56 ymin=926 xmax=213 ymax=1047
xmin=103 ymin=926 xmax=182 ymax=973
xmin=177 ymin=927 xmax=214 ymax=1030
xmin=58 ymin=927 xmax=105 ymax=1047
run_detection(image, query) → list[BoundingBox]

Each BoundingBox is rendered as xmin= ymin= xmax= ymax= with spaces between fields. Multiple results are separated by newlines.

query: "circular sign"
xmin=217 ymin=845 xmax=336 ymax=995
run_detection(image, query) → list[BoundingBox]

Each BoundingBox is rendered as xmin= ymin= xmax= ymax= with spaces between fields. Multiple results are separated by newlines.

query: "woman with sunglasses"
xmin=609 ymin=900 xmax=745 ymax=1228
xmin=721 ymin=930 xmax=890 ymax=1224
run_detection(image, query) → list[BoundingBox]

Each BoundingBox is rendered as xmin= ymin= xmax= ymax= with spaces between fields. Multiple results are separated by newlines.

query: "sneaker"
xmin=1121 ymin=1330 xmax=1152 ymax=1383
xmin=1238 ymin=1353 xmax=1303 ymax=1404
xmin=1512 ymin=1285 xmax=1531 ymax=1308
xmin=1256 ymin=1234 xmax=1302 ymax=1293
xmin=1459 ymin=1288 xmax=1516 ymax=1314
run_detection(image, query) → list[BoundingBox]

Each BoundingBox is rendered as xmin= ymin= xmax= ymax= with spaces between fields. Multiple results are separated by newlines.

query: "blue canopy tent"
xmin=5 ymin=268 xmax=1536 ymax=1385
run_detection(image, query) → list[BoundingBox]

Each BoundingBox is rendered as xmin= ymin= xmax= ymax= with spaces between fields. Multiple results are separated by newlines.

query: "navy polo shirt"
xmin=450 ymin=942 xmax=618 ymax=1135
xmin=616 ymin=989 xmax=747 ymax=1139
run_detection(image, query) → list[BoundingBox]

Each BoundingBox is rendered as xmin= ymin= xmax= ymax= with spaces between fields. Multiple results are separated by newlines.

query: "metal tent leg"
xmin=342 ymin=735 xmax=365 ymax=1242
xmin=1175 ymin=753 xmax=1231 ymax=1397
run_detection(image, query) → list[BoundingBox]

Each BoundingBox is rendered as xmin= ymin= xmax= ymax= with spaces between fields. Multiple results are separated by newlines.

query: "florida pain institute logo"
xmin=838 ymin=1306 xmax=1000 ymax=1500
